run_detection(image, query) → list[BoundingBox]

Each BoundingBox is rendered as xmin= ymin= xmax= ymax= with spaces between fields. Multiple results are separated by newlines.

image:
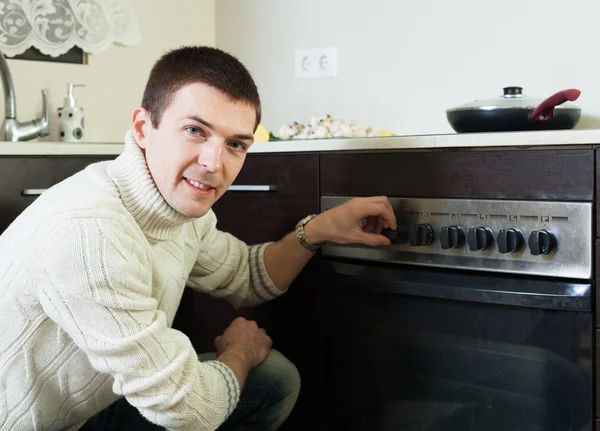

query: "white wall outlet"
xmin=295 ymin=47 xmax=338 ymax=79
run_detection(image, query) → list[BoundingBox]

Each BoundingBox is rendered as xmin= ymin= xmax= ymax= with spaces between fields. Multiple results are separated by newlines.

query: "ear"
xmin=131 ymin=107 xmax=152 ymax=149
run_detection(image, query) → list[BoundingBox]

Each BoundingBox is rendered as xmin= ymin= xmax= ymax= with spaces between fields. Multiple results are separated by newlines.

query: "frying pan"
xmin=446 ymin=87 xmax=581 ymax=133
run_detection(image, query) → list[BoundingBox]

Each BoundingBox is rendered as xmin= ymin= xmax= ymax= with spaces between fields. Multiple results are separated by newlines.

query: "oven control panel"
xmin=320 ymin=197 xmax=592 ymax=279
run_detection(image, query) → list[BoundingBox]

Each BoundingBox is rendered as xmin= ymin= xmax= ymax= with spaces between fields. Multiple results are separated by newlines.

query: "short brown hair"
xmin=141 ymin=46 xmax=261 ymax=130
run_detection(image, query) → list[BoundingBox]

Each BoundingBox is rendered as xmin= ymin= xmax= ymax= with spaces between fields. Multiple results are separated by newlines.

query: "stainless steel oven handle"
xmin=326 ymin=261 xmax=592 ymax=312
xmin=227 ymin=185 xmax=276 ymax=192
xmin=22 ymin=189 xmax=47 ymax=196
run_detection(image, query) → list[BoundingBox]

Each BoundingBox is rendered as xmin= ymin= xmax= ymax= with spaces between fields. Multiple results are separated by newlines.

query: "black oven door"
xmin=320 ymin=260 xmax=593 ymax=431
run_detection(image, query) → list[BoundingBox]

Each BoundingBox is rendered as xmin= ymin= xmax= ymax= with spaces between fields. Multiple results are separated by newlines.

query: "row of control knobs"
xmin=381 ymin=224 xmax=555 ymax=255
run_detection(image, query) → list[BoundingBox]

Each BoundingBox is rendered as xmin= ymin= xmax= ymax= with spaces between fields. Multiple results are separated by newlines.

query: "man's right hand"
xmin=214 ymin=317 xmax=272 ymax=389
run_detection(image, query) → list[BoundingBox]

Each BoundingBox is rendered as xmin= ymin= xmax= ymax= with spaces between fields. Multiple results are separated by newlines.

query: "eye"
xmin=228 ymin=141 xmax=247 ymax=151
xmin=185 ymin=126 xmax=203 ymax=136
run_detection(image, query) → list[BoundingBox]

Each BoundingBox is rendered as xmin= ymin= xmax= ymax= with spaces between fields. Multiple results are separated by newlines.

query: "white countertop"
xmin=0 ymin=129 xmax=599 ymax=156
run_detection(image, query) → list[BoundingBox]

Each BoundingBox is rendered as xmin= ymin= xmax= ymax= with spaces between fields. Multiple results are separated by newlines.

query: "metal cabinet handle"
xmin=22 ymin=185 xmax=276 ymax=197
xmin=227 ymin=185 xmax=276 ymax=192
xmin=22 ymin=189 xmax=47 ymax=196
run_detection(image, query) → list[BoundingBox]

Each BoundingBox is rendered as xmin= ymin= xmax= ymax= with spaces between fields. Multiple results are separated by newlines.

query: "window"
xmin=0 ymin=0 xmax=140 ymax=60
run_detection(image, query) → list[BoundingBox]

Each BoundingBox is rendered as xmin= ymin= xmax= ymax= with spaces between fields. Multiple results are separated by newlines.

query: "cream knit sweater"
xmin=0 ymin=131 xmax=284 ymax=431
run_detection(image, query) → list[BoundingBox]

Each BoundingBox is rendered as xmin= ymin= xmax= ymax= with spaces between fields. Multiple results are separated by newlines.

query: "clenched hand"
xmin=304 ymin=196 xmax=397 ymax=247
xmin=215 ymin=317 xmax=272 ymax=388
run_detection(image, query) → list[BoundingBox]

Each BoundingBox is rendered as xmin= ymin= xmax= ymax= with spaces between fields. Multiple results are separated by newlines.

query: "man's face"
xmin=133 ymin=83 xmax=256 ymax=218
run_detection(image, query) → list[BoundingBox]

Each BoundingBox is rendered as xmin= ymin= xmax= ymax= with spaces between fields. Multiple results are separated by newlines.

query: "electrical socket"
xmin=295 ymin=47 xmax=338 ymax=79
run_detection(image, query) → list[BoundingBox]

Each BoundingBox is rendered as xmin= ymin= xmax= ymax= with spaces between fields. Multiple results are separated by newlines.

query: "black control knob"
xmin=440 ymin=226 xmax=465 ymax=249
xmin=528 ymin=230 xmax=556 ymax=256
xmin=380 ymin=224 xmax=408 ymax=244
xmin=497 ymin=228 xmax=524 ymax=254
xmin=410 ymin=223 xmax=434 ymax=246
xmin=467 ymin=227 xmax=494 ymax=251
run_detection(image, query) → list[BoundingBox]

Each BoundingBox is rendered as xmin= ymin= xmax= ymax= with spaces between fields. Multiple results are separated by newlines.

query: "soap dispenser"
xmin=58 ymin=83 xmax=85 ymax=142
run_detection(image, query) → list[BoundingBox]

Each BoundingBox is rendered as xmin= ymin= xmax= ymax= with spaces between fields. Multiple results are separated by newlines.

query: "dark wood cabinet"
xmin=321 ymin=149 xmax=594 ymax=201
xmin=172 ymin=154 xmax=321 ymax=431
xmin=0 ymin=156 xmax=113 ymax=233
xmin=214 ymin=153 xmax=320 ymax=244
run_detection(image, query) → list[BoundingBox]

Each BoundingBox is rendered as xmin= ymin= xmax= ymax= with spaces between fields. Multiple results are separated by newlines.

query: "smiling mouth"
xmin=184 ymin=177 xmax=215 ymax=191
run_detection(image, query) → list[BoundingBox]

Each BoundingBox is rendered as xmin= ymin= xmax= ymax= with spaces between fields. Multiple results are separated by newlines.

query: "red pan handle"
xmin=531 ymin=89 xmax=581 ymax=121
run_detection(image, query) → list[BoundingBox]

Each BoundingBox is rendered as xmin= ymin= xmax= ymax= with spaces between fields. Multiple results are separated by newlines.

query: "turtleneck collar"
xmin=107 ymin=129 xmax=192 ymax=241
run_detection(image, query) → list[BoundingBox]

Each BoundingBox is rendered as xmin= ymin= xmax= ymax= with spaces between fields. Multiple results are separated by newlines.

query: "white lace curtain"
xmin=0 ymin=0 xmax=142 ymax=57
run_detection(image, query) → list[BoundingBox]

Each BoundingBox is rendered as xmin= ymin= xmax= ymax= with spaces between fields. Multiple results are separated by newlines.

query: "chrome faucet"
xmin=0 ymin=52 xmax=49 ymax=142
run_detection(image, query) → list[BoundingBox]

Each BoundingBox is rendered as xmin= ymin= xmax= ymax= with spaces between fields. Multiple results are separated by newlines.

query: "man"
xmin=0 ymin=46 xmax=396 ymax=430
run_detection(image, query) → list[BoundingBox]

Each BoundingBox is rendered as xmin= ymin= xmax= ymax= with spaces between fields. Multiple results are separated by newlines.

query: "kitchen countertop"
xmin=0 ymin=129 xmax=599 ymax=156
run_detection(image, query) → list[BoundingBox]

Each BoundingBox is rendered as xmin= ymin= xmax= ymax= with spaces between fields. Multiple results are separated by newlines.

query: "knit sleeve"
xmin=34 ymin=216 xmax=240 ymax=431
xmin=186 ymin=210 xmax=285 ymax=309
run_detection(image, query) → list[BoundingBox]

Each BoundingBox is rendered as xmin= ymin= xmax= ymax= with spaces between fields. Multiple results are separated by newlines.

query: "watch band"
xmin=295 ymin=214 xmax=323 ymax=252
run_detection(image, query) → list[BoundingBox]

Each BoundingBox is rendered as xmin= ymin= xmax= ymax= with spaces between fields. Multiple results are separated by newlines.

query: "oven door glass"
xmin=321 ymin=260 xmax=593 ymax=431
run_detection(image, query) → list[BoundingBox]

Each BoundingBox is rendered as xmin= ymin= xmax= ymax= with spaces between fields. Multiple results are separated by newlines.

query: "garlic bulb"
xmin=278 ymin=114 xmax=384 ymax=140
xmin=340 ymin=123 xmax=353 ymax=138
xmin=314 ymin=125 xmax=329 ymax=139
xmin=329 ymin=119 xmax=342 ymax=134
xmin=279 ymin=124 xmax=293 ymax=140
xmin=309 ymin=114 xmax=324 ymax=129
xmin=366 ymin=127 xmax=378 ymax=137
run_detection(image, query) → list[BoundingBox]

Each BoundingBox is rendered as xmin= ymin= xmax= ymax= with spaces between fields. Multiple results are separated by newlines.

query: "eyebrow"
xmin=183 ymin=115 xmax=255 ymax=141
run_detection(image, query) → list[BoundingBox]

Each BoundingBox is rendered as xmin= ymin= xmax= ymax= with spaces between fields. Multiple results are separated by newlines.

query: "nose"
xmin=198 ymin=140 xmax=223 ymax=172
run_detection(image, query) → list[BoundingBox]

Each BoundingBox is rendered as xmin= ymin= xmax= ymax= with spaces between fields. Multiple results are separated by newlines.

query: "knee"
xmin=261 ymin=349 xmax=301 ymax=409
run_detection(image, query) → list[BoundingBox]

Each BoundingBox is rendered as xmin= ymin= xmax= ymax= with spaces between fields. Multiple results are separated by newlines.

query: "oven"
xmin=319 ymin=197 xmax=593 ymax=431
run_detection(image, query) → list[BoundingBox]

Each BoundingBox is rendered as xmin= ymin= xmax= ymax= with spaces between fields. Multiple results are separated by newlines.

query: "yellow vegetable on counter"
xmin=254 ymin=124 xmax=270 ymax=142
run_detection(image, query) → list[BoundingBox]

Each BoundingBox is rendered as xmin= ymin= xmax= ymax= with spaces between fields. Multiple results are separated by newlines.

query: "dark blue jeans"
xmin=79 ymin=349 xmax=300 ymax=430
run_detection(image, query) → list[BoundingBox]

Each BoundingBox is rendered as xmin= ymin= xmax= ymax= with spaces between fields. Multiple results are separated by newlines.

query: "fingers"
xmin=363 ymin=216 xmax=377 ymax=233
xmin=214 ymin=335 xmax=223 ymax=354
xmin=356 ymin=201 xmax=396 ymax=230
xmin=372 ymin=197 xmax=395 ymax=220
xmin=319 ymin=196 xmax=397 ymax=247
xmin=354 ymin=196 xmax=394 ymax=216
xmin=363 ymin=217 xmax=385 ymax=234
xmin=216 ymin=318 xmax=272 ymax=368
xmin=354 ymin=231 xmax=391 ymax=247
xmin=258 ymin=327 xmax=272 ymax=351
xmin=375 ymin=216 xmax=385 ymax=234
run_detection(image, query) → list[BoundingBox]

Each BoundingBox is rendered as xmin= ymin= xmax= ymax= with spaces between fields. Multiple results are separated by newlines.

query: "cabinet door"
xmin=214 ymin=154 xmax=319 ymax=243
xmin=0 ymin=156 xmax=114 ymax=233
xmin=172 ymin=154 xmax=320 ymax=431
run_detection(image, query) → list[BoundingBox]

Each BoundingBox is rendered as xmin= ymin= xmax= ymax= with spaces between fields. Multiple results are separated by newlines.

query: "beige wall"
xmin=216 ymin=0 xmax=600 ymax=136
xmin=5 ymin=0 xmax=215 ymax=143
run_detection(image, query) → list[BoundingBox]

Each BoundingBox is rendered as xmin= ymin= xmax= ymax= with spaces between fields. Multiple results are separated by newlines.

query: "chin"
xmin=181 ymin=205 xmax=212 ymax=218
xmin=167 ymin=199 xmax=212 ymax=218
